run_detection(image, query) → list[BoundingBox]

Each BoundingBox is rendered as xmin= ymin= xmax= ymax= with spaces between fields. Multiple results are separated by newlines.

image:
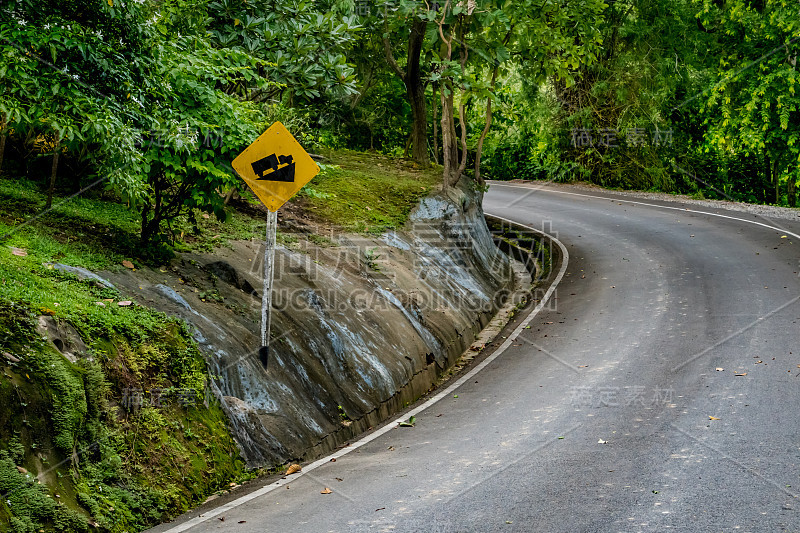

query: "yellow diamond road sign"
xmin=231 ymin=122 xmax=320 ymax=212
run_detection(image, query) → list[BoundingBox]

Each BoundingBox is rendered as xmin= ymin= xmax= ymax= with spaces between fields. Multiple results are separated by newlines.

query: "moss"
xmin=24 ymin=346 xmax=88 ymax=454
xmin=0 ymin=295 xmax=249 ymax=532
xmin=295 ymin=149 xmax=440 ymax=233
xmin=0 ymin=452 xmax=89 ymax=532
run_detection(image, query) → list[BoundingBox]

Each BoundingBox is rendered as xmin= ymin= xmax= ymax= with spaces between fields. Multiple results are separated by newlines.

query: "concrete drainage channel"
xmin=150 ymin=214 xmax=568 ymax=533
xmin=301 ymin=214 xmax=561 ymax=462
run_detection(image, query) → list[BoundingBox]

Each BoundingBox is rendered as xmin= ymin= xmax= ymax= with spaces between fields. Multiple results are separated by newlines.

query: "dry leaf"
xmin=286 ymin=464 xmax=301 ymax=475
xmin=735 ymin=372 xmax=747 ymax=376
xmin=117 ymin=300 xmax=132 ymax=307
xmin=122 ymin=260 xmax=135 ymax=269
xmin=11 ymin=247 xmax=27 ymax=257
xmin=598 ymin=439 xmax=607 ymax=444
xmin=715 ymin=367 xmax=724 ymax=371
xmin=320 ymin=488 xmax=332 ymax=494
xmin=708 ymin=415 xmax=720 ymax=420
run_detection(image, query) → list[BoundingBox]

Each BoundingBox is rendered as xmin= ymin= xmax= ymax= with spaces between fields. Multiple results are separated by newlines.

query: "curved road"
xmin=154 ymin=182 xmax=800 ymax=532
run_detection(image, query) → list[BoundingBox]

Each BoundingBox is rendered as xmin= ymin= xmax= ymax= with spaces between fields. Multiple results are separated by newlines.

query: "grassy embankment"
xmin=0 ymin=150 xmax=439 ymax=532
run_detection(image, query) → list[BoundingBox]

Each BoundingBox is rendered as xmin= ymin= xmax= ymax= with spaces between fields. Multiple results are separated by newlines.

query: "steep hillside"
xmin=0 ymin=151 xmax=515 ymax=530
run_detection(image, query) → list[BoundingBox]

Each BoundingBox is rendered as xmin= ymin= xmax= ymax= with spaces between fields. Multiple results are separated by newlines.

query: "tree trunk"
xmin=46 ymin=134 xmax=60 ymax=210
xmin=404 ymin=132 xmax=413 ymax=159
xmin=788 ymin=173 xmax=797 ymax=208
xmin=474 ymin=92 xmax=494 ymax=186
xmin=432 ymin=83 xmax=439 ymax=165
xmin=773 ymin=158 xmax=780 ymax=205
xmin=441 ymin=82 xmax=460 ymax=187
xmin=406 ymin=17 xmax=429 ymax=166
xmin=457 ymin=99 xmax=468 ymax=175
xmin=384 ymin=17 xmax=429 ymax=167
xmin=0 ymin=113 xmax=7 ymax=176
xmin=0 ymin=130 xmax=6 ymax=177
xmin=473 ymin=29 xmax=508 ymax=186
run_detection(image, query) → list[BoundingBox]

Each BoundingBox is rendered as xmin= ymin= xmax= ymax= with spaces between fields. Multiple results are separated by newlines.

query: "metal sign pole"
xmin=259 ymin=209 xmax=278 ymax=368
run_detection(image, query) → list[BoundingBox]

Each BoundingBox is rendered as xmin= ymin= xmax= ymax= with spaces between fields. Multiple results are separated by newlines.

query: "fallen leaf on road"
xmin=735 ymin=372 xmax=747 ymax=376
xmin=598 ymin=439 xmax=607 ymax=444
xmin=715 ymin=367 xmax=724 ymax=371
xmin=578 ymin=365 xmax=588 ymax=368
xmin=122 ymin=260 xmax=135 ymax=269
xmin=398 ymin=416 xmax=416 ymax=427
xmin=238 ymin=520 xmax=246 ymax=523
xmin=321 ymin=488 xmax=332 ymax=494
xmin=286 ymin=464 xmax=301 ymax=475
xmin=11 ymin=248 xmax=27 ymax=256
xmin=708 ymin=416 xmax=720 ymax=420
xmin=781 ymin=235 xmax=788 ymax=238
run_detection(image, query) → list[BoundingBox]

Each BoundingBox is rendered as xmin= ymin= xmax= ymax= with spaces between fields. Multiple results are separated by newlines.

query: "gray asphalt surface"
xmin=155 ymin=182 xmax=800 ymax=532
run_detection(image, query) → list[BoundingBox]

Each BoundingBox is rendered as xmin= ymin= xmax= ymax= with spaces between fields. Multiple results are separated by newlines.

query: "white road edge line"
xmin=158 ymin=217 xmax=570 ymax=533
xmin=489 ymin=181 xmax=800 ymax=241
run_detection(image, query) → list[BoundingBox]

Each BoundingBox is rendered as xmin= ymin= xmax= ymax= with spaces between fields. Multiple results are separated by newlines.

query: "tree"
xmin=699 ymin=0 xmax=800 ymax=205
xmin=382 ymin=3 xmax=431 ymax=166
xmin=206 ymin=0 xmax=360 ymax=103
xmin=432 ymin=0 xmax=605 ymax=187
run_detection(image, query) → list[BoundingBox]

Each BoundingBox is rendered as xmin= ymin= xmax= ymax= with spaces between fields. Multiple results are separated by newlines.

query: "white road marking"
xmin=489 ymin=182 xmax=800 ymax=241
xmin=158 ymin=218 xmax=570 ymax=533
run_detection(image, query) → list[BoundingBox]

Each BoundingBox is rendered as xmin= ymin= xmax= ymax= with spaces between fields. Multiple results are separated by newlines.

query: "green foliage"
xmin=303 ymin=150 xmax=439 ymax=233
xmin=0 ymin=452 xmax=89 ymax=532
xmin=698 ymin=0 xmax=800 ymax=204
xmin=206 ymin=0 xmax=361 ymax=101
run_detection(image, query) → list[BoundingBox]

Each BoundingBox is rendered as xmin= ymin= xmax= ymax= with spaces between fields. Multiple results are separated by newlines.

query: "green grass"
xmin=296 ymin=149 xmax=441 ymax=233
xmin=0 ymin=149 xmax=440 ymax=265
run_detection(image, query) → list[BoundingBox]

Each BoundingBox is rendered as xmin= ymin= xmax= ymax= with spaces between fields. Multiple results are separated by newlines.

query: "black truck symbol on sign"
xmin=251 ymin=153 xmax=295 ymax=182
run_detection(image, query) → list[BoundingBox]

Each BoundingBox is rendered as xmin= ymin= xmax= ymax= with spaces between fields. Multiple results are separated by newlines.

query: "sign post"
xmin=231 ymin=122 xmax=320 ymax=368
xmin=259 ymin=209 xmax=277 ymax=367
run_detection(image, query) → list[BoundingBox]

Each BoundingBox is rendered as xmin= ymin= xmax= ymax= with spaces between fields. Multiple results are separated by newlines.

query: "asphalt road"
xmin=154 ymin=182 xmax=800 ymax=532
